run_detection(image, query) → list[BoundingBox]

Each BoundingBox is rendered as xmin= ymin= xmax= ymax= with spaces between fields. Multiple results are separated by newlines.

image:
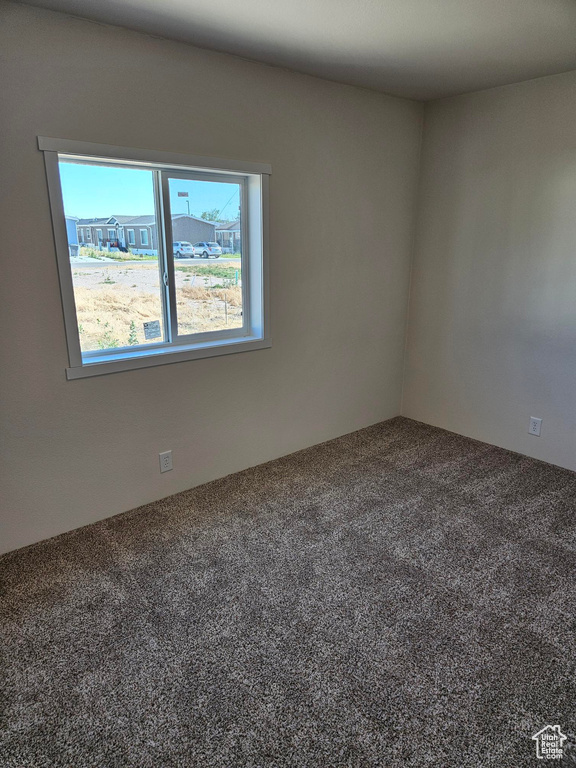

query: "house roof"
xmin=111 ymin=215 xmax=146 ymax=224
xmin=77 ymin=217 xmax=110 ymax=225
xmin=216 ymin=220 xmax=240 ymax=232
xmin=172 ymin=213 xmax=214 ymax=225
xmin=75 ymin=214 xmax=215 ymax=227
xmin=126 ymin=214 xmax=217 ymax=226
xmin=121 ymin=215 xmax=156 ymax=226
xmin=76 ymin=215 xmax=155 ymax=226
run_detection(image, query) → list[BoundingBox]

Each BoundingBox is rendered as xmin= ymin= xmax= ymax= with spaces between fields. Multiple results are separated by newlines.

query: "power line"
xmin=219 ymin=188 xmax=239 ymax=219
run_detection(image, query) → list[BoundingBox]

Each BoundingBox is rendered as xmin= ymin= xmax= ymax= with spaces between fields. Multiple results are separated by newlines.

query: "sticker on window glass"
xmin=143 ymin=320 xmax=161 ymax=340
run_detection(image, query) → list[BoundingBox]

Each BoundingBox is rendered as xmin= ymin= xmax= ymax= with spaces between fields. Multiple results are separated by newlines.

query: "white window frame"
xmin=85 ymin=228 xmax=91 ymax=241
xmin=127 ymin=228 xmax=135 ymax=245
xmin=107 ymin=228 xmax=115 ymax=241
xmin=96 ymin=228 xmax=103 ymax=242
xmin=140 ymin=228 xmax=149 ymax=246
xmin=40 ymin=136 xmax=271 ymax=380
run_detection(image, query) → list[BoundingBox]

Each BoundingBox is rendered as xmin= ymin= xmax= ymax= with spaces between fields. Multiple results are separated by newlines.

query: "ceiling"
xmin=20 ymin=0 xmax=576 ymax=100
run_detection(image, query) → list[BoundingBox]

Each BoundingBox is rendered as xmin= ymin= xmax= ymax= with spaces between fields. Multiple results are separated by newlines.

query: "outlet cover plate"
xmin=159 ymin=450 xmax=173 ymax=472
xmin=529 ymin=417 xmax=542 ymax=437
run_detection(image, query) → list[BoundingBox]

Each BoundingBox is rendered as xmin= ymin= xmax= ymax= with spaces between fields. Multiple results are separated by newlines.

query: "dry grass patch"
xmin=75 ymin=285 xmax=242 ymax=351
xmin=179 ymin=285 xmax=242 ymax=306
xmin=176 ymin=285 xmax=242 ymax=335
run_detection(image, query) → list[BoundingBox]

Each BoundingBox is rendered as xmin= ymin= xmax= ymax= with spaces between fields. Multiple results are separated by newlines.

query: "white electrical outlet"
xmin=159 ymin=450 xmax=173 ymax=472
xmin=529 ymin=417 xmax=542 ymax=437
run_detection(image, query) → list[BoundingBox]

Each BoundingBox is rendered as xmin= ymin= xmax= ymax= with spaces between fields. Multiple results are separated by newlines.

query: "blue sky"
xmin=59 ymin=162 xmax=240 ymax=220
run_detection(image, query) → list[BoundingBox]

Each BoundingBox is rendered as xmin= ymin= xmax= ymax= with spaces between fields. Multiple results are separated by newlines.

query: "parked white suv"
xmin=173 ymin=241 xmax=195 ymax=258
xmin=194 ymin=241 xmax=222 ymax=259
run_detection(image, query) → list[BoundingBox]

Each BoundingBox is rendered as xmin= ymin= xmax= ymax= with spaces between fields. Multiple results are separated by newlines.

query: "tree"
xmin=200 ymin=209 xmax=220 ymax=222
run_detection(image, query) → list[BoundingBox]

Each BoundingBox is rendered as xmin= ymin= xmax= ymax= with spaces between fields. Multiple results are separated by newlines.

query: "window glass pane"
xmin=167 ymin=177 xmax=243 ymax=336
xmin=58 ymin=161 xmax=166 ymax=353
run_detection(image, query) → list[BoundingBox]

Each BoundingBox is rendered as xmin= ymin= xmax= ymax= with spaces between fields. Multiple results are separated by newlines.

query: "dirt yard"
xmin=71 ymin=262 xmax=242 ymax=350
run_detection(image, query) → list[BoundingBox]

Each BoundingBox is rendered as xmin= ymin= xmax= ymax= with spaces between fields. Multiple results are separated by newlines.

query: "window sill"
xmin=66 ymin=335 xmax=271 ymax=379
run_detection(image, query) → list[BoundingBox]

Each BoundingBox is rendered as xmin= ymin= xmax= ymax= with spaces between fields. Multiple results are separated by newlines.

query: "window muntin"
xmin=41 ymin=138 xmax=270 ymax=378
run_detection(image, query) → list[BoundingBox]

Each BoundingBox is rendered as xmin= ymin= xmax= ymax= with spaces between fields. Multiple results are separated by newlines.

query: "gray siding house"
xmin=171 ymin=215 xmax=216 ymax=245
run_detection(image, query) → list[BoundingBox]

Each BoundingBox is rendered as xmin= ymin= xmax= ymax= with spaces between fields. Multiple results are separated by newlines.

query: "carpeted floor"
xmin=1 ymin=417 xmax=575 ymax=767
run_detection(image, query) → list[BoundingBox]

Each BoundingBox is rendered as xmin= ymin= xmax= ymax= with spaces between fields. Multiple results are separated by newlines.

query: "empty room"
xmin=1 ymin=0 xmax=575 ymax=765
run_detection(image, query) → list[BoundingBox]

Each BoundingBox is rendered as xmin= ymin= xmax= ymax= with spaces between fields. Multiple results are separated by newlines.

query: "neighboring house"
xmin=77 ymin=217 xmax=107 ymax=246
xmin=77 ymin=215 xmax=157 ymax=254
xmin=119 ymin=215 xmax=157 ymax=253
xmin=65 ymin=215 xmax=79 ymax=258
xmin=215 ymin=220 xmax=241 ymax=254
xmin=171 ymin=215 xmax=216 ymax=245
xmin=75 ymin=214 xmax=215 ymax=255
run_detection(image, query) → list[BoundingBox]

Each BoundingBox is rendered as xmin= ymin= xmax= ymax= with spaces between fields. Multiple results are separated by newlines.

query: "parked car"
xmin=194 ymin=241 xmax=222 ymax=258
xmin=173 ymin=241 xmax=195 ymax=258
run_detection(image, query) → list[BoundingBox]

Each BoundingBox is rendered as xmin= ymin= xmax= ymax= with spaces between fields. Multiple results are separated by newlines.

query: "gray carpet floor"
xmin=1 ymin=417 xmax=575 ymax=767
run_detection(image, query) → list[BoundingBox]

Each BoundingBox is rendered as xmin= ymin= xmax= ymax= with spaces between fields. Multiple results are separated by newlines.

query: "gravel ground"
xmin=71 ymin=262 xmax=241 ymax=294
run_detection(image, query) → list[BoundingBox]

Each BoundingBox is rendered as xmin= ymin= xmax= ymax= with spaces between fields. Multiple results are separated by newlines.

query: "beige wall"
xmin=403 ymin=71 xmax=576 ymax=470
xmin=0 ymin=2 xmax=423 ymax=553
